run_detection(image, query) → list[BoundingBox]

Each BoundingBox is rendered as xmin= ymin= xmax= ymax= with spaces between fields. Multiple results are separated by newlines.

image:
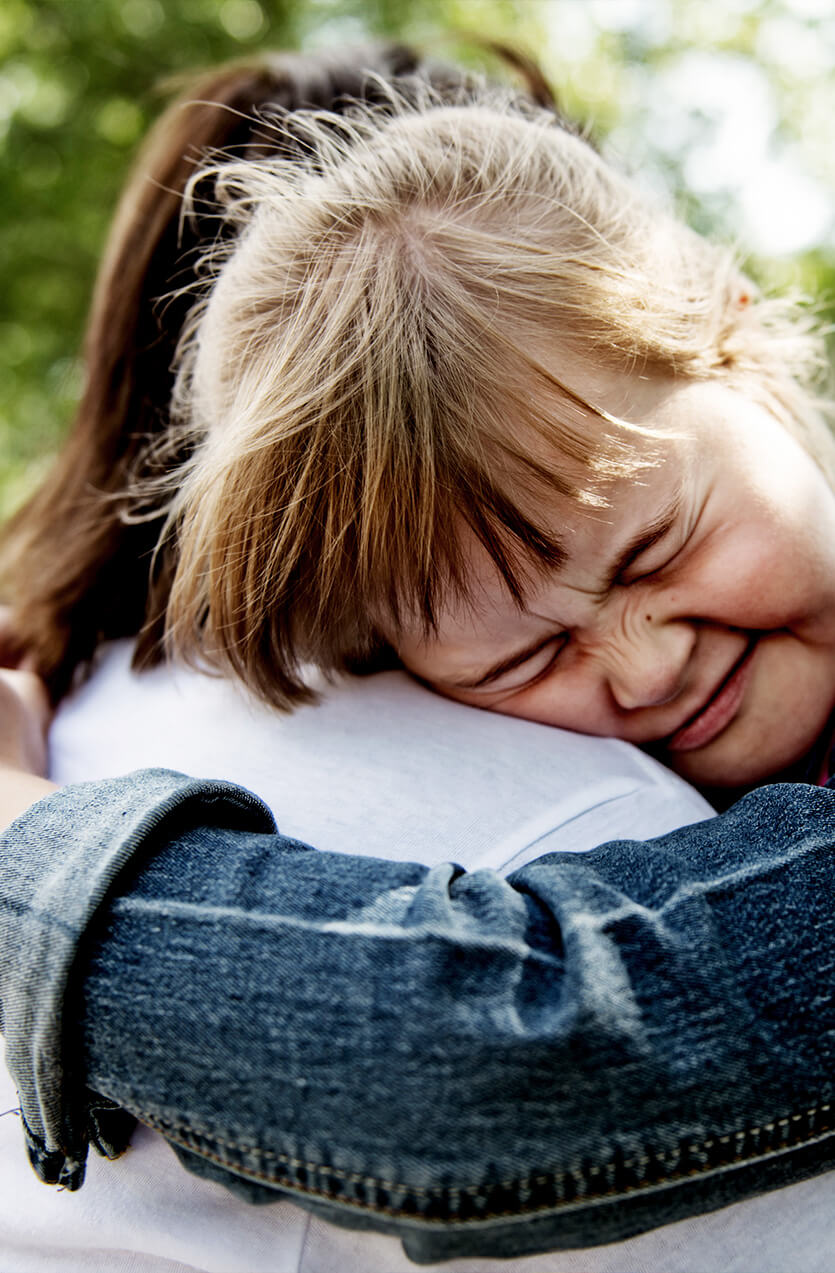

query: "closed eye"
xmin=473 ymin=633 xmax=570 ymax=696
xmin=614 ymin=524 xmax=685 ymax=586
xmin=511 ymin=633 xmax=570 ymax=691
xmin=617 ymin=541 xmax=679 ymax=585
xmin=605 ymin=501 xmax=683 ymax=589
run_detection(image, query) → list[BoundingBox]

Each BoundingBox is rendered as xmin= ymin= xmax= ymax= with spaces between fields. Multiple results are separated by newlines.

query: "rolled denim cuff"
xmin=0 ymin=768 xmax=274 ymax=1189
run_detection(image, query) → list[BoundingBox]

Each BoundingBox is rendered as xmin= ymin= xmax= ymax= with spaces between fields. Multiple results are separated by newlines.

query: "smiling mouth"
xmin=665 ymin=640 xmax=758 ymax=753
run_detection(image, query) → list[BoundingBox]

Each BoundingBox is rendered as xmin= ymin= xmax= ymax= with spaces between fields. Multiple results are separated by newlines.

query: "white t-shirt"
xmin=2 ymin=642 xmax=833 ymax=1273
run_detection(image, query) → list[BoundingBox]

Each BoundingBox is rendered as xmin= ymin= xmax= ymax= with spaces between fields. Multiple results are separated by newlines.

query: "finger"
xmin=0 ymin=606 xmax=29 ymax=670
xmin=0 ymin=669 xmax=51 ymax=776
xmin=0 ymin=668 xmax=52 ymax=733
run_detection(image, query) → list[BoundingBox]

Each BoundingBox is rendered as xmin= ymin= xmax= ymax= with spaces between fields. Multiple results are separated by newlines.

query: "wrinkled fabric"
xmin=0 ymin=770 xmax=273 ymax=1188
xmin=2 ymin=770 xmax=835 ymax=1263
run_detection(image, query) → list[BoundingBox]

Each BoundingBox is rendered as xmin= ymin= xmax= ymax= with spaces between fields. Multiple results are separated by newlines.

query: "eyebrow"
xmin=449 ymin=495 xmax=683 ymax=693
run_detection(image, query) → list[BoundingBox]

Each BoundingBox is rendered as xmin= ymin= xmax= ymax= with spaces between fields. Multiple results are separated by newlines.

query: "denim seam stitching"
xmin=140 ymin=1101 xmax=835 ymax=1219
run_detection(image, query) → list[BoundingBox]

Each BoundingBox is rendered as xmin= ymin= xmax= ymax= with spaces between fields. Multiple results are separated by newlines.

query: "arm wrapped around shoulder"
xmin=2 ymin=772 xmax=834 ymax=1262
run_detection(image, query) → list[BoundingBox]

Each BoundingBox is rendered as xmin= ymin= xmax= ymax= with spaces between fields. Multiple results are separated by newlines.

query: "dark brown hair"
xmin=0 ymin=42 xmax=556 ymax=702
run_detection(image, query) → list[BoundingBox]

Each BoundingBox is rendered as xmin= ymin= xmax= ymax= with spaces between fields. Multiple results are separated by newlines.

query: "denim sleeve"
xmin=3 ymin=771 xmax=835 ymax=1264
xmin=0 ymin=770 xmax=275 ymax=1188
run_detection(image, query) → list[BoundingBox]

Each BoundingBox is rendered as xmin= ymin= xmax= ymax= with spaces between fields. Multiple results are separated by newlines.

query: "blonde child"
xmin=2 ymin=48 xmax=835 ymax=1264
xmin=29 ymin=78 xmax=835 ymax=800
xmin=7 ymin=54 xmax=833 ymax=801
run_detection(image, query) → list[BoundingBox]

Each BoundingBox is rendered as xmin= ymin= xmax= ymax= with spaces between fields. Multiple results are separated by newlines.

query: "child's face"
xmin=398 ymin=375 xmax=835 ymax=789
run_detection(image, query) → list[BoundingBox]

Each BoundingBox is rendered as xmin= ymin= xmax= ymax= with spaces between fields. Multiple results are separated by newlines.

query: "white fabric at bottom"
xmin=1 ymin=641 xmax=831 ymax=1272
xmin=3 ymin=1083 xmax=835 ymax=1273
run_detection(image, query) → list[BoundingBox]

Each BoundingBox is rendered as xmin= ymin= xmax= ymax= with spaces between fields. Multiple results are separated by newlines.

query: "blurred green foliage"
xmin=1 ymin=0 xmax=833 ymax=513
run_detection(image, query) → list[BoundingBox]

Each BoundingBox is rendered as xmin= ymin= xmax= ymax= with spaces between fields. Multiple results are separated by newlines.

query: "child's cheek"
xmin=709 ymin=520 xmax=835 ymax=639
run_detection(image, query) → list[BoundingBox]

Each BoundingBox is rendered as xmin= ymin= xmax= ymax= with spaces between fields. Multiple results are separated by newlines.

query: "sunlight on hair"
xmin=126 ymin=80 xmax=834 ymax=710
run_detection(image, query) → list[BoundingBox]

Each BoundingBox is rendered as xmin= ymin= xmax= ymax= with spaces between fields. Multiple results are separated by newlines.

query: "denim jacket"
xmin=2 ymin=768 xmax=835 ymax=1264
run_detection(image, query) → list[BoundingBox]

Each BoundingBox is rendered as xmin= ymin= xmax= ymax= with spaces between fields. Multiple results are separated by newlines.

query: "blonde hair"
xmin=154 ymin=83 xmax=833 ymax=708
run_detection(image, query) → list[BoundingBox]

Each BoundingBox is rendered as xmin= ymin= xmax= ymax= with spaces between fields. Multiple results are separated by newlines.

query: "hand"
xmin=0 ymin=667 xmax=51 ymax=777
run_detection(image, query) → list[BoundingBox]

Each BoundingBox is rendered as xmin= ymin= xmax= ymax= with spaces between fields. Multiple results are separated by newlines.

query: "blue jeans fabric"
xmin=3 ymin=769 xmax=835 ymax=1263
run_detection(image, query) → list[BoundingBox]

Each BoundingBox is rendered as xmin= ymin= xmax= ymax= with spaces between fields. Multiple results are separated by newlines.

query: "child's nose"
xmin=601 ymin=608 xmax=694 ymax=711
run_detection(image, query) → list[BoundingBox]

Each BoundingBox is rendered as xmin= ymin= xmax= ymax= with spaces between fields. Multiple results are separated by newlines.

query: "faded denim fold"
xmin=2 ymin=770 xmax=835 ymax=1261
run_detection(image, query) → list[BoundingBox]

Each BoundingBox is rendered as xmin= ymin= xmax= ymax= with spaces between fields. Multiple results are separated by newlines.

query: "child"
xmin=3 ymin=46 xmax=835 ymax=1264
xmin=127 ymin=80 xmax=835 ymax=802
xmin=7 ymin=52 xmax=833 ymax=801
